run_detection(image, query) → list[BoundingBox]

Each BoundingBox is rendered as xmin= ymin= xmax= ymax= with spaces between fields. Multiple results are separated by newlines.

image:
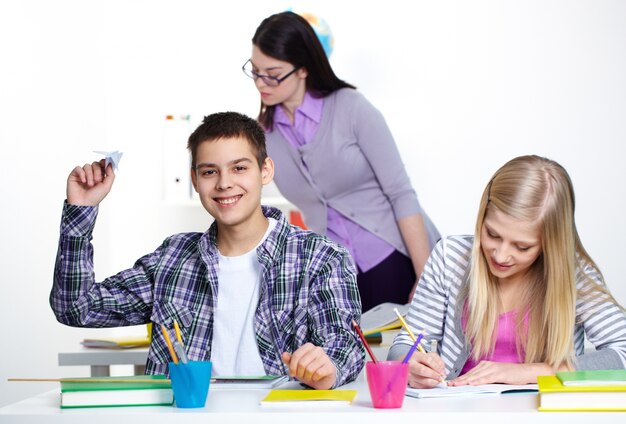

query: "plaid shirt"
xmin=51 ymin=203 xmax=365 ymax=387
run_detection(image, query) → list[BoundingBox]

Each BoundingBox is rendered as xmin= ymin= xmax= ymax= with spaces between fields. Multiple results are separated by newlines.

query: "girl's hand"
xmin=448 ymin=361 xmax=553 ymax=386
xmin=407 ymin=351 xmax=447 ymax=388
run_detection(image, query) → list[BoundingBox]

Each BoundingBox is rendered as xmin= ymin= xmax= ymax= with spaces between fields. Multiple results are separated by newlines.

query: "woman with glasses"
xmin=243 ymin=11 xmax=440 ymax=312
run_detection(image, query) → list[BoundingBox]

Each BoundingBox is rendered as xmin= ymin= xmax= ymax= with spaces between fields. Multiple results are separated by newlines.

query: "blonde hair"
xmin=465 ymin=155 xmax=608 ymax=369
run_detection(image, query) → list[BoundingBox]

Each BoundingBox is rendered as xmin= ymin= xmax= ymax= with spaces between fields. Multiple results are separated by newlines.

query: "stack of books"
xmin=538 ymin=370 xmax=626 ymax=411
xmin=60 ymin=375 xmax=173 ymax=408
xmin=81 ymin=324 xmax=152 ymax=349
xmin=360 ymin=302 xmax=408 ymax=345
xmin=80 ymin=335 xmax=150 ymax=349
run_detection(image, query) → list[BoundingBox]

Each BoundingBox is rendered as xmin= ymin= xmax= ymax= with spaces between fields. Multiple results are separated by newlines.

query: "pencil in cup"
xmin=173 ymin=320 xmax=184 ymax=344
xmin=377 ymin=335 xmax=423 ymax=406
xmin=352 ymin=319 xmax=378 ymax=363
xmin=160 ymin=324 xmax=179 ymax=364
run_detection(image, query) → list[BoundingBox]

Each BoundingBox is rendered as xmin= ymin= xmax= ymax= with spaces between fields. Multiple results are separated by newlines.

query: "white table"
xmin=1 ymin=373 xmax=622 ymax=424
xmin=58 ymin=349 xmax=148 ymax=377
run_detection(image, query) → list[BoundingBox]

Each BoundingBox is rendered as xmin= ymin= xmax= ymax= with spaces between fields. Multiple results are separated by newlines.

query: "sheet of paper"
xmin=211 ymin=375 xmax=289 ymax=389
xmin=94 ymin=150 xmax=123 ymax=170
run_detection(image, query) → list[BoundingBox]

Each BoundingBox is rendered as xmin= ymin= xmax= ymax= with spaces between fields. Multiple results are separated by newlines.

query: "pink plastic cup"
xmin=366 ymin=361 xmax=409 ymax=408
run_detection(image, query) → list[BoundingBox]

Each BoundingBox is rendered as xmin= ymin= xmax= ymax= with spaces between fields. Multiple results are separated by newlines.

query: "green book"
xmin=556 ymin=369 xmax=626 ymax=386
xmin=60 ymin=375 xmax=173 ymax=409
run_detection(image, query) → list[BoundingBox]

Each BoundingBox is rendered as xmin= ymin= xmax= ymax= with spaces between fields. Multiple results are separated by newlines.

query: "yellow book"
xmin=81 ymin=336 xmax=150 ymax=349
xmin=537 ymin=375 xmax=626 ymax=412
xmin=81 ymin=324 xmax=152 ymax=349
xmin=260 ymin=390 xmax=357 ymax=406
xmin=360 ymin=302 xmax=408 ymax=336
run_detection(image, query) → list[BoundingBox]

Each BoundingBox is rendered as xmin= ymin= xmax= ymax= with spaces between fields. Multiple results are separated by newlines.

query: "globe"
xmin=298 ymin=12 xmax=334 ymax=57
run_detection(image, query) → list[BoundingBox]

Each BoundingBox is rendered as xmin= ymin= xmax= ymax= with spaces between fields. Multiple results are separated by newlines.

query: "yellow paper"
xmin=261 ymin=389 xmax=357 ymax=405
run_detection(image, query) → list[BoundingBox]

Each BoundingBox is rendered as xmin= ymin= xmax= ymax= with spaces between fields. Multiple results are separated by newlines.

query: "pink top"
xmin=274 ymin=92 xmax=395 ymax=272
xmin=461 ymin=309 xmax=528 ymax=374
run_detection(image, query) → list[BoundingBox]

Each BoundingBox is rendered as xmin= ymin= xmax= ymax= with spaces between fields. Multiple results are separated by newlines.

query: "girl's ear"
xmin=297 ymin=67 xmax=308 ymax=80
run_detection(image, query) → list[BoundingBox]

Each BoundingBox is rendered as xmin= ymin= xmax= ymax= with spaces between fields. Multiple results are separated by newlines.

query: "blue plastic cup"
xmin=169 ymin=360 xmax=212 ymax=408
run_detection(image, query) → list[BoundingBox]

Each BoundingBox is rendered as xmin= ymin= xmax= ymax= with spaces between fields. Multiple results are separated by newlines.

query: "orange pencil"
xmin=160 ymin=324 xmax=179 ymax=364
xmin=173 ymin=320 xmax=183 ymax=344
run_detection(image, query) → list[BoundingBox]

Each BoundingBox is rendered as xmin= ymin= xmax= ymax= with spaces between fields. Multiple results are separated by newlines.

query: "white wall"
xmin=1 ymin=0 xmax=625 ymax=406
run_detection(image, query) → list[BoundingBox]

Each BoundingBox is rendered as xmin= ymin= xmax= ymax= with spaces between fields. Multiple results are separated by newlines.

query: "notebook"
xmin=406 ymin=383 xmax=538 ymax=398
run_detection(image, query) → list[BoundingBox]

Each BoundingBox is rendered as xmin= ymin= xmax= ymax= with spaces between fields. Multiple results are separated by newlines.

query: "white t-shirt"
xmin=210 ymin=218 xmax=277 ymax=376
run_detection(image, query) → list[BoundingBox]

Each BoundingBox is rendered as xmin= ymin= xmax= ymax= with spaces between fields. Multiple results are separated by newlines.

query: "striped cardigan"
xmin=388 ymin=235 xmax=626 ymax=377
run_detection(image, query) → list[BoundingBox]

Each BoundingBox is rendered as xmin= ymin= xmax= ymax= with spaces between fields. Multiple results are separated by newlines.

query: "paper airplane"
xmin=94 ymin=150 xmax=123 ymax=170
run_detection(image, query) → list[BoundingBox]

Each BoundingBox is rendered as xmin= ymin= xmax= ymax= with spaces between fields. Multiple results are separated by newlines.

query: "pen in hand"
xmin=402 ymin=333 xmax=424 ymax=364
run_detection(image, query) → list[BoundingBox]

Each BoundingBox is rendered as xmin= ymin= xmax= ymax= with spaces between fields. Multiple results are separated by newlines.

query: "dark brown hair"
xmin=187 ymin=112 xmax=267 ymax=168
xmin=252 ymin=11 xmax=355 ymax=130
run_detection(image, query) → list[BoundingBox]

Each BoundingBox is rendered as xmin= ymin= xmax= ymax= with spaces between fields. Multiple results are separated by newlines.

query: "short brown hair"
xmin=187 ymin=112 xmax=267 ymax=168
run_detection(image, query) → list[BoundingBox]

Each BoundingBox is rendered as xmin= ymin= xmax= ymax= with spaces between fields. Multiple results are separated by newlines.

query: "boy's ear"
xmin=261 ymin=157 xmax=274 ymax=185
xmin=190 ymin=167 xmax=199 ymax=193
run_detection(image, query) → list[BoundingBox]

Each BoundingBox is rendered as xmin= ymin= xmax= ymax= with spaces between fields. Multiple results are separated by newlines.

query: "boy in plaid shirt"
xmin=51 ymin=112 xmax=364 ymax=389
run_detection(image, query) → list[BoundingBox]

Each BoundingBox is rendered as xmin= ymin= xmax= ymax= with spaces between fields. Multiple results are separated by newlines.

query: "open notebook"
xmin=406 ymin=383 xmax=538 ymax=398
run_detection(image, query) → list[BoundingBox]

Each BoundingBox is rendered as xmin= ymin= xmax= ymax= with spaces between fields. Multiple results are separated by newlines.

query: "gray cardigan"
xmin=388 ymin=235 xmax=626 ymax=378
xmin=266 ymin=88 xmax=439 ymax=256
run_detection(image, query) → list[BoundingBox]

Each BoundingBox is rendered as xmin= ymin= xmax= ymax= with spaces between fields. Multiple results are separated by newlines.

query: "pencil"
xmin=393 ymin=308 xmax=426 ymax=353
xmin=173 ymin=319 xmax=183 ymax=344
xmin=352 ymin=319 xmax=378 ymax=363
xmin=160 ymin=324 xmax=179 ymax=364
xmin=8 ymin=378 xmax=172 ymax=383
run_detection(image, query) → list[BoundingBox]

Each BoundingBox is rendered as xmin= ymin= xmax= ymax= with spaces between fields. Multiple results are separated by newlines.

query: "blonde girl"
xmin=389 ymin=155 xmax=626 ymax=387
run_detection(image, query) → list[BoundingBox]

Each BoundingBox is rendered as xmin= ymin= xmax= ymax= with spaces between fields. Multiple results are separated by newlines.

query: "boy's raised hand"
xmin=282 ymin=343 xmax=337 ymax=390
xmin=67 ymin=160 xmax=116 ymax=206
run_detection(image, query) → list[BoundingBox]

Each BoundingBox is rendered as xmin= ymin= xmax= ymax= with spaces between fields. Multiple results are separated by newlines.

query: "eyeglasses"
xmin=242 ymin=59 xmax=301 ymax=87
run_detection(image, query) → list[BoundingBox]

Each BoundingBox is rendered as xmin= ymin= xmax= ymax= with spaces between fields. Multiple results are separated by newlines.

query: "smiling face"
xmin=480 ymin=207 xmax=543 ymax=286
xmin=191 ymin=136 xmax=274 ymax=231
xmin=250 ymin=45 xmax=308 ymax=111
